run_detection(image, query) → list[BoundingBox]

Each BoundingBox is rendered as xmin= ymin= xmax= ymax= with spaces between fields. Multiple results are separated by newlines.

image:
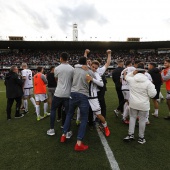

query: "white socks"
xmin=35 ymin=105 xmax=40 ymax=116
xmin=154 ymin=109 xmax=158 ymax=116
xmin=24 ymin=97 xmax=36 ymax=112
xmin=30 ymin=97 xmax=36 ymax=108
xmin=24 ymin=99 xmax=28 ymax=111
xmin=102 ymin=122 xmax=107 ymax=128
xmin=159 ymin=92 xmax=164 ymax=99
xmin=44 ymin=102 xmax=48 ymax=113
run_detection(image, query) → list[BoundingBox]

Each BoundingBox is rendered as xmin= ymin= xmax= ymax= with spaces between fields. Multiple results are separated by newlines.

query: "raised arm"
xmin=104 ymin=49 xmax=112 ymax=69
xmin=84 ymin=49 xmax=90 ymax=58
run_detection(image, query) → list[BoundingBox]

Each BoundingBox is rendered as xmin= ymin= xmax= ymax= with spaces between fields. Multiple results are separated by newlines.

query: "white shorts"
xmin=88 ymin=98 xmax=101 ymax=115
xmin=23 ymin=88 xmax=33 ymax=97
xmin=35 ymin=94 xmax=48 ymax=102
xmin=122 ymin=91 xmax=130 ymax=100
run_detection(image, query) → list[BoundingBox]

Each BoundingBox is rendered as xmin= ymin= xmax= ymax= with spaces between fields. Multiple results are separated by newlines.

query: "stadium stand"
xmin=0 ymin=40 xmax=170 ymax=78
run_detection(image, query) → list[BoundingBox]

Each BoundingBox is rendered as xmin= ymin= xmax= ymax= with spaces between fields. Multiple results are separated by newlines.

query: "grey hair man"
xmin=5 ymin=65 xmax=24 ymax=120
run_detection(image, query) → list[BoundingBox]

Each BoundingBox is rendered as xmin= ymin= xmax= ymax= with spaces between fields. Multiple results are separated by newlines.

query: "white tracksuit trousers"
xmin=128 ymin=107 xmax=148 ymax=138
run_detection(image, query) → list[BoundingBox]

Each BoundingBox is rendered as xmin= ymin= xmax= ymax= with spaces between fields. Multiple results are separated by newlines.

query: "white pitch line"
xmin=96 ymin=123 xmax=120 ymax=170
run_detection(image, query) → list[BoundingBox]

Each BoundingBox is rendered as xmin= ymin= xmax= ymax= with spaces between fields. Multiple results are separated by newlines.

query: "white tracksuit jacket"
xmin=126 ymin=72 xmax=157 ymax=111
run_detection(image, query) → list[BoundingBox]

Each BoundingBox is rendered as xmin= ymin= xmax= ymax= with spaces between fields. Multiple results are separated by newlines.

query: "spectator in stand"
xmin=5 ymin=65 xmax=24 ymax=120
xmin=112 ymin=60 xmax=125 ymax=116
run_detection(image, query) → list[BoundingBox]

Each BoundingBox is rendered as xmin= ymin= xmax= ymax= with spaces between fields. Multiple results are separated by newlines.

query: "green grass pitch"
xmin=0 ymin=78 xmax=170 ymax=170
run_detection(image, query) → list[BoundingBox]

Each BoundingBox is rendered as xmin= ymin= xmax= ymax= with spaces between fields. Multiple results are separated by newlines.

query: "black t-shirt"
xmin=112 ymin=67 xmax=124 ymax=88
xmin=148 ymin=68 xmax=162 ymax=87
xmin=47 ymin=72 xmax=57 ymax=88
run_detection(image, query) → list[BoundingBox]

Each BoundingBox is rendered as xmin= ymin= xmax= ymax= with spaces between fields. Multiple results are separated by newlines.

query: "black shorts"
xmin=152 ymin=86 xmax=161 ymax=99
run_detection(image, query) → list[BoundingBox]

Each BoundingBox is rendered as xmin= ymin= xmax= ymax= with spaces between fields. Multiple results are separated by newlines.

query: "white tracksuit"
xmin=126 ymin=72 xmax=157 ymax=138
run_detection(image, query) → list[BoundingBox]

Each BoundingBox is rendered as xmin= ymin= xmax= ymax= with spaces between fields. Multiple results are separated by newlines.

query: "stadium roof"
xmin=0 ymin=40 xmax=170 ymax=50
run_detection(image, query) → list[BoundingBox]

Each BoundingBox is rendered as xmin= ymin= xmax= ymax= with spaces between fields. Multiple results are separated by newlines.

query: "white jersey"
xmin=97 ymin=66 xmax=106 ymax=76
xmin=21 ymin=69 xmax=33 ymax=89
xmin=145 ymin=72 xmax=153 ymax=82
xmin=89 ymin=72 xmax=104 ymax=98
xmin=120 ymin=66 xmax=136 ymax=91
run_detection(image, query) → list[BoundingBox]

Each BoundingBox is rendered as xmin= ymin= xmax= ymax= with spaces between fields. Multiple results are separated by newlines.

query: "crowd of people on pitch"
xmin=112 ymin=59 xmax=170 ymax=144
xmin=4 ymin=49 xmax=111 ymax=151
xmin=4 ymin=49 xmax=170 ymax=150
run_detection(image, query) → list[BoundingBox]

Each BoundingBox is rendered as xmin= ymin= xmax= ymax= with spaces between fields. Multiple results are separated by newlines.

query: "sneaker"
xmin=138 ymin=137 xmax=146 ymax=144
xmin=114 ymin=109 xmax=119 ymax=117
xmin=152 ymin=113 xmax=158 ymax=118
xmin=146 ymin=121 xmax=151 ymax=125
xmin=164 ymin=116 xmax=170 ymax=120
xmin=15 ymin=114 xmax=24 ymax=119
xmin=57 ymin=119 xmax=61 ymax=122
xmin=37 ymin=115 xmax=44 ymax=121
xmin=76 ymin=120 xmax=81 ymax=126
xmin=122 ymin=119 xmax=129 ymax=124
xmin=66 ymin=131 xmax=73 ymax=139
xmin=123 ymin=134 xmax=135 ymax=142
xmin=60 ymin=135 xmax=66 ymax=143
xmin=47 ymin=129 xmax=55 ymax=136
xmin=44 ymin=112 xmax=50 ymax=117
xmin=104 ymin=126 xmax=110 ymax=137
xmin=23 ymin=110 xmax=29 ymax=114
xmin=74 ymin=143 xmax=89 ymax=151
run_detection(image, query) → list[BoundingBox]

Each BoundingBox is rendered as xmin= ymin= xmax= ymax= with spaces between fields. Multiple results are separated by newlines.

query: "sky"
xmin=0 ymin=0 xmax=170 ymax=41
